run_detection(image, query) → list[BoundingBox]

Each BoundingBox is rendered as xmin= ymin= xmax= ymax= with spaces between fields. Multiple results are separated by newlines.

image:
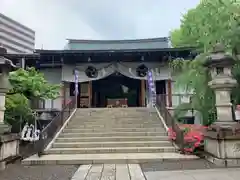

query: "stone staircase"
xmin=22 ymin=108 xmax=198 ymax=165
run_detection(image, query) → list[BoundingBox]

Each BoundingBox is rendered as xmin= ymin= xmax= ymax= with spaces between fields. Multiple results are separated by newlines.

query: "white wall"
xmin=41 ymin=68 xmax=62 ymax=110
xmin=171 ymin=81 xmax=193 ymax=107
xmin=170 ymin=81 xmax=202 ymax=124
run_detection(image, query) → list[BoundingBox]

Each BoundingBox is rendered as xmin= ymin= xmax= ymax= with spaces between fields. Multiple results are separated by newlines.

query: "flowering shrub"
xmin=168 ymin=124 xmax=207 ymax=154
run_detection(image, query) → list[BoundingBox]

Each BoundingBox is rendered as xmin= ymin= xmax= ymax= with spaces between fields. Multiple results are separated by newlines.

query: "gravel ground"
xmin=0 ymin=161 xmax=78 ymax=180
xmin=141 ymin=159 xmax=221 ymax=172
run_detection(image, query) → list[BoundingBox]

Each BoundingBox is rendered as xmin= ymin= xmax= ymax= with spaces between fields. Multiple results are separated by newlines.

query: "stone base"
xmin=205 ymin=153 xmax=240 ymax=167
xmin=0 ymin=161 xmax=6 ymax=171
xmin=212 ymin=121 xmax=240 ymax=130
xmin=0 ymin=123 xmax=10 ymax=134
xmin=205 ymin=137 xmax=240 ymax=159
xmin=0 ymin=134 xmax=20 ymax=170
xmin=204 ymin=123 xmax=240 ymax=167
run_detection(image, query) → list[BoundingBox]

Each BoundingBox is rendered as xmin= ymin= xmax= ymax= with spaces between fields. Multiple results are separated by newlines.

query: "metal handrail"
xmin=35 ymin=97 xmax=76 ymax=156
xmin=156 ymin=94 xmax=185 ymax=152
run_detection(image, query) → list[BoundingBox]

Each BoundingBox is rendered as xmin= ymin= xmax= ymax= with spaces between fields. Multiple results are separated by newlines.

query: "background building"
xmin=0 ymin=13 xmax=35 ymax=53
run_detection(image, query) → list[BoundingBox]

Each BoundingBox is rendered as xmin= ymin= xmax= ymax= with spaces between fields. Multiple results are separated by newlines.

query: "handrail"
xmin=156 ymin=94 xmax=185 ymax=152
xmin=35 ymin=97 xmax=76 ymax=156
xmin=17 ymin=98 xmax=76 ymax=158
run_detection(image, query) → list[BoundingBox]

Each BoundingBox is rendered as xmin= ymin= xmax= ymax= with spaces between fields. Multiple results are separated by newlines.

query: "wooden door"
xmin=140 ymin=80 xmax=146 ymax=107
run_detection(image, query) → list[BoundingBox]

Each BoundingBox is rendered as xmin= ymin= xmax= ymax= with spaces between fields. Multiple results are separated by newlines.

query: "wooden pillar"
xmin=167 ymin=80 xmax=172 ymax=107
xmin=140 ymin=80 xmax=146 ymax=107
xmin=88 ymin=81 xmax=92 ymax=107
xmin=62 ymin=81 xmax=66 ymax=108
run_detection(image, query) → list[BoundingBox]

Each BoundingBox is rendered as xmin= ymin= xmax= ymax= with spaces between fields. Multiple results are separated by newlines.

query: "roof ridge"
xmin=67 ymin=37 xmax=169 ymax=44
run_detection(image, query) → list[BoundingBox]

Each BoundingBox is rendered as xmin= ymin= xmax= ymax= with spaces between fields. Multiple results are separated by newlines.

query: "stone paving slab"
xmin=71 ymin=164 xmax=145 ymax=180
xmin=71 ymin=165 xmax=92 ymax=180
xmin=141 ymin=159 xmax=220 ymax=172
xmin=116 ymin=164 xmax=130 ymax=180
xmin=144 ymin=168 xmax=240 ymax=180
xmin=71 ymin=163 xmax=240 ymax=180
xmin=0 ymin=161 xmax=78 ymax=180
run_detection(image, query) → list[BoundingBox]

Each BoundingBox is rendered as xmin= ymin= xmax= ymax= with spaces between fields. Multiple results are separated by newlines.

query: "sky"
xmin=0 ymin=0 xmax=200 ymax=49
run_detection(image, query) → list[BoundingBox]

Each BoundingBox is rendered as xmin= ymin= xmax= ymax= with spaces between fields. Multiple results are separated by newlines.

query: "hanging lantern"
xmin=85 ymin=66 xmax=98 ymax=78
xmin=136 ymin=64 xmax=148 ymax=77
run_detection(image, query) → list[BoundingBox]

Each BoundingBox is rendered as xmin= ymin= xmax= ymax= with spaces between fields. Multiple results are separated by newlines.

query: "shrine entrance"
xmin=92 ymin=73 xmax=142 ymax=107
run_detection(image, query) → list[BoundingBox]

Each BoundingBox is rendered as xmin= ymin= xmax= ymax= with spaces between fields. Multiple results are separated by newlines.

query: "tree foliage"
xmin=171 ymin=0 xmax=240 ymax=52
xmin=4 ymin=68 xmax=60 ymax=129
xmin=5 ymin=93 xmax=33 ymax=128
xmin=170 ymin=0 xmax=240 ymax=125
xmin=9 ymin=67 xmax=60 ymax=99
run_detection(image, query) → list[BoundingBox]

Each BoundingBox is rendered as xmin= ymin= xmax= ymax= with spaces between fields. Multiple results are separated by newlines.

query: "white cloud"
xmin=0 ymin=0 xmax=199 ymax=49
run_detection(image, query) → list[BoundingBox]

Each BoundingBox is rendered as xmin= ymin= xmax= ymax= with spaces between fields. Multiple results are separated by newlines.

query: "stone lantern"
xmin=205 ymin=43 xmax=237 ymax=126
xmin=0 ymin=47 xmax=16 ymax=134
xmin=204 ymin=43 xmax=240 ymax=167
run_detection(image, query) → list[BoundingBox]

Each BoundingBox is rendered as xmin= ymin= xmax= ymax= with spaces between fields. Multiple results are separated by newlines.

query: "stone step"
xmin=67 ymin=123 xmax=163 ymax=128
xmin=75 ymin=111 xmax=152 ymax=114
xmin=69 ymin=122 xmax=161 ymax=126
xmin=69 ymin=119 xmax=160 ymax=123
xmin=55 ymin=136 xmax=169 ymax=143
xmin=70 ymin=120 xmax=161 ymax=125
xmin=59 ymin=131 xmax=167 ymax=138
xmin=22 ymin=153 xmax=199 ymax=165
xmin=63 ymin=127 xmax=165 ymax=133
xmin=46 ymin=146 xmax=176 ymax=154
xmin=70 ymin=117 xmax=161 ymax=122
xmin=74 ymin=112 xmax=154 ymax=115
xmin=52 ymin=141 xmax=172 ymax=148
xmin=74 ymin=112 xmax=157 ymax=115
xmin=75 ymin=107 xmax=150 ymax=111
xmin=70 ymin=118 xmax=160 ymax=122
xmin=75 ymin=111 xmax=157 ymax=115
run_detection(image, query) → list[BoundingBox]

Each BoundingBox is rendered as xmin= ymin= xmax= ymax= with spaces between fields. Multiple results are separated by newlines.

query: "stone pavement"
xmin=1 ymin=160 xmax=240 ymax=180
xmin=142 ymin=159 xmax=240 ymax=180
xmin=0 ymin=161 xmax=78 ymax=180
xmin=72 ymin=164 xmax=146 ymax=180
xmin=72 ymin=163 xmax=240 ymax=180
xmin=144 ymin=168 xmax=240 ymax=180
xmin=141 ymin=159 xmax=219 ymax=171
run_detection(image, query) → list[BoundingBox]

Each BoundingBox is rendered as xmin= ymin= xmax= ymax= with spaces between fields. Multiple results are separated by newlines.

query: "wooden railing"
xmin=156 ymin=94 xmax=185 ymax=152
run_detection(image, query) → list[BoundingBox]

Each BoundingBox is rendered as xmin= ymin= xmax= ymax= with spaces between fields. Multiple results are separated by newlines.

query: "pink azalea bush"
xmin=168 ymin=124 xmax=207 ymax=154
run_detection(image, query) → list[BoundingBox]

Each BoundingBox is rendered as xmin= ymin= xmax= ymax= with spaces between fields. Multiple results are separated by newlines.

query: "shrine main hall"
xmin=3 ymin=37 xmax=195 ymax=109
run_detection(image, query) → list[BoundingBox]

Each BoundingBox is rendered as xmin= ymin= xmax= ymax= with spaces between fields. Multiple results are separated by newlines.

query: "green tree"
xmin=9 ymin=67 xmax=60 ymax=99
xmin=5 ymin=93 xmax=33 ymax=132
xmin=170 ymin=0 xmax=240 ymax=125
xmin=171 ymin=0 xmax=240 ymax=52
xmin=5 ymin=68 xmax=61 ymax=131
